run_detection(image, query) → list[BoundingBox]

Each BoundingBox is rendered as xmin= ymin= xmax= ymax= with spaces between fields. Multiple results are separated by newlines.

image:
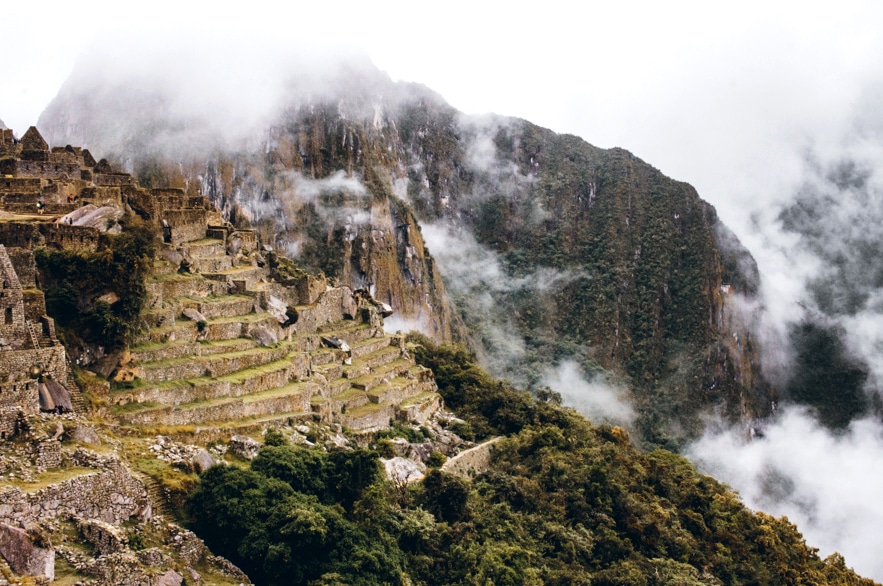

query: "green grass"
xmin=2 ymin=466 xmax=95 ymax=492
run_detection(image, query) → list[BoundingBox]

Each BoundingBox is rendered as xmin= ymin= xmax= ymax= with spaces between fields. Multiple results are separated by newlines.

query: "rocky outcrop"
xmin=0 ymin=522 xmax=54 ymax=580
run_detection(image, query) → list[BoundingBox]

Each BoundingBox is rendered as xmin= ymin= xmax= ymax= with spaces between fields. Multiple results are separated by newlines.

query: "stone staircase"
xmin=109 ymin=228 xmax=442 ymax=435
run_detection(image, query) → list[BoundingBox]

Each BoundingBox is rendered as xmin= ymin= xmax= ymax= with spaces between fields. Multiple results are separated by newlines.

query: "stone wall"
xmin=80 ymin=186 xmax=122 ymax=207
xmin=0 ymin=346 xmax=68 ymax=396
xmin=0 ymin=222 xmax=101 ymax=252
xmin=0 ymin=408 xmax=23 ymax=440
xmin=6 ymin=248 xmax=37 ymax=289
xmin=0 ymin=177 xmax=41 ymax=195
xmin=0 ymin=380 xmax=39 ymax=415
xmin=0 ymin=460 xmax=149 ymax=527
xmin=1 ymin=160 xmax=80 ymax=180
xmin=291 ymin=287 xmax=356 ymax=335
xmin=441 ymin=436 xmax=502 ymax=479
xmin=163 ymin=209 xmax=208 ymax=245
xmin=94 ymin=173 xmax=135 ymax=186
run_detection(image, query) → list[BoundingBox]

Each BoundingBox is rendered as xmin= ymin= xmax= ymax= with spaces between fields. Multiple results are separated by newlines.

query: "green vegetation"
xmin=36 ymin=214 xmax=158 ymax=350
xmin=187 ymin=341 xmax=872 ymax=585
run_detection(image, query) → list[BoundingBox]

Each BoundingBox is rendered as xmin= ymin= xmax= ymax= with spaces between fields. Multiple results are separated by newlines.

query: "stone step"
xmin=340 ymin=402 xmax=394 ymax=431
xmin=197 ymin=338 xmax=258 ymax=356
xmin=396 ymin=391 xmax=443 ymax=424
xmin=147 ymin=272 xmax=229 ymax=301
xmin=347 ymin=358 xmax=412 ymax=392
xmin=349 ymin=336 xmax=392 ymax=359
xmin=128 ymin=340 xmax=201 ymax=364
xmin=116 ymin=381 xmax=318 ymax=427
xmin=317 ymin=321 xmax=378 ymax=346
xmin=179 ymin=238 xmax=226 ymax=258
xmin=200 ymin=313 xmax=279 ymax=343
xmin=132 ymin=321 xmax=197 ymax=346
xmin=129 ymin=338 xmax=258 ymax=365
xmin=179 ymin=294 xmax=254 ymax=320
xmin=139 ymin=307 xmax=177 ymax=329
xmin=313 ymin=361 xmax=343 ymax=382
xmin=329 ymin=388 xmax=370 ymax=414
xmin=190 ymin=254 xmax=233 ymax=273
xmin=326 ymin=377 xmax=352 ymax=396
xmin=367 ymin=375 xmax=423 ymax=405
xmin=203 ymin=265 xmax=266 ymax=289
xmin=138 ymin=344 xmax=293 ymax=383
xmin=342 ymin=346 xmax=403 ymax=379
xmin=115 ymin=355 xmax=301 ymax=406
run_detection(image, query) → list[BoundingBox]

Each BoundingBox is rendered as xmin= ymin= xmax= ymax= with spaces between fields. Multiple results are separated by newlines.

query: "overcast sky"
xmin=5 ymin=1 xmax=883 ymax=578
xmin=5 ymin=2 xmax=882 ymax=223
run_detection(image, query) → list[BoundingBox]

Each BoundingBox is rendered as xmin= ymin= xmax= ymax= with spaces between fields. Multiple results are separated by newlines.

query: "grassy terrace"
xmin=399 ymin=391 xmax=438 ymax=408
xmin=1 ymin=466 xmax=97 ymax=492
xmin=139 ymin=343 xmax=287 ymax=370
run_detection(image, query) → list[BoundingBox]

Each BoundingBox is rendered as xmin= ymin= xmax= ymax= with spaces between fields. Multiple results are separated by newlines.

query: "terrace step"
xmin=347 ymin=358 xmax=412 ymax=392
xmin=116 ymin=380 xmax=318 ymax=427
xmin=179 ymin=238 xmax=226 ymax=258
xmin=148 ymin=272 xmax=229 ymax=301
xmin=349 ymin=336 xmax=392 ymax=359
xmin=114 ymin=353 xmax=311 ymax=407
xmin=342 ymin=346 xmax=403 ymax=379
xmin=203 ymin=265 xmax=266 ymax=289
xmin=317 ymin=321 xmax=379 ymax=346
xmin=190 ymin=254 xmax=233 ymax=273
xmin=179 ymin=294 xmax=254 ymax=320
xmin=396 ymin=391 xmax=444 ymax=424
xmin=138 ymin=344 xmax=293 ymax=383
xmin=340 ymin=402 xmax=394 ymax=431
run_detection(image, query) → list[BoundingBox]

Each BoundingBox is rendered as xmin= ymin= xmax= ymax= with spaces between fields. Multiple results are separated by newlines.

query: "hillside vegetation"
xmin=187 ymin=338 xmax=873 ymax=586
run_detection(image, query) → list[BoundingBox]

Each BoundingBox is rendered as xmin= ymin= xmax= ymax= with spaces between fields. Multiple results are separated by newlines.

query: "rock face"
xmin=0 ymin=522 xmax=55 ymax=580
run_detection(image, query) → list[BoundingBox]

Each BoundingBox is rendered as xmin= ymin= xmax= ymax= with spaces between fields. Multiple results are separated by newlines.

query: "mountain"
xmin=39 ymin=52 xmax=769 ymax=447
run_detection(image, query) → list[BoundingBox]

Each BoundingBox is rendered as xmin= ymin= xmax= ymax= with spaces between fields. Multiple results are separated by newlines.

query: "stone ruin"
xmin=0 ymin=244 xmax=72 ymax=439
xmin=0 ymin=124 xmax=445 ymax=583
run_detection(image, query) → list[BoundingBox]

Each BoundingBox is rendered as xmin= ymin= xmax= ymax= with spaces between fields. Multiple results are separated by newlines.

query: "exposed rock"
xmin=182 ymin=308 xmax=207 ymax=323
xmin=161 ymin=248 xmax=184 ymax=267
xmin=0 ymin=523 xmax=54 ymax=580
xmin=248 ymin=325 xmax=278 ymax=347
xmin=191 ymin=449 xmax=216 ymax=474
xmin=112 ymin=367 xmax=142 ymax=384
xmin=57 ymin=205 xmax=123 ymax=231
xmin=228 ymin=435 xmax=262 ymax=460
xmin=96 ymin=291 xmax=119 ymax=305
xmin=266 ymin=295 xmax=289 ymax=325
xmin=155 ymin=569 xmax=184 ymax=586
xmin=382 ymin=457 xmax=425 ymax=485
xmin=68 ymin=425 xmax=101 ymax=446
xmin=321 ymin=336 xmax=350 ymax=353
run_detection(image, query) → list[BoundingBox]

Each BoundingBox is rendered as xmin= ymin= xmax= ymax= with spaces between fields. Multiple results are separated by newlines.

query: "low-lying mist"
xmin=688 ymin=408 xmax=883 ymax=580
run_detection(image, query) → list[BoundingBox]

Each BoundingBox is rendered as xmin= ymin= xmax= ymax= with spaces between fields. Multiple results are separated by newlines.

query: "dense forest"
xmin=187 ymin=338 xmax=873 ymax=586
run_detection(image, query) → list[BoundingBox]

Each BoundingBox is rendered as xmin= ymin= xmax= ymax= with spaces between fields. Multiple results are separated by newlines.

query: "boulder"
xmin=57 ymin=205 xmax=123 ymax=231
xmin=156 ymin=569 xmax=184 ymax=586
xmin=249 ymin=325 xmax=278 ymax=347
xmin=191 ymin=449 xmax=216 ymax=474
xmin=266 ymin=296 xmax=289 ymax=325
xmin=382 ymin=457 xmax=425 ymax=485
xmin=0 ymin=523 xmax=54 ymax=580
xmin=228 ymin=435 xmax=262 ymax=460
xmin=182 ymin=308 xmax=207 ymax=323
xmin=68 ymin=425 xmax=101 ymax=445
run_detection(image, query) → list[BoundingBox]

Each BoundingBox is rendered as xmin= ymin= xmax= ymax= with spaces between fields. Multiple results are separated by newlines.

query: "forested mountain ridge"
xmin=39 ymin=57 xmax=770 ymax=446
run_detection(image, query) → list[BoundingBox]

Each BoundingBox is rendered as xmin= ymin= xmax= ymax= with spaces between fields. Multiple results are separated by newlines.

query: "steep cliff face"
xmin=38 ymin=58 xmax=768 ymax=445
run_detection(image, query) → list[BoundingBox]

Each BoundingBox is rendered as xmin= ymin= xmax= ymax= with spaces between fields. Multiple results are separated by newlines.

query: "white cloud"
xmin=540 ymin=360 xmax=635 ymax=426
xmin=688 ymin=408 xmax=883 ymax=581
